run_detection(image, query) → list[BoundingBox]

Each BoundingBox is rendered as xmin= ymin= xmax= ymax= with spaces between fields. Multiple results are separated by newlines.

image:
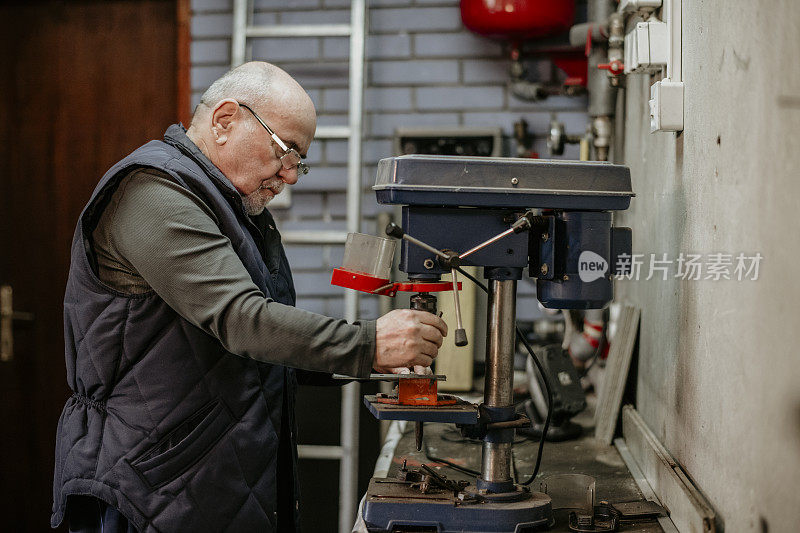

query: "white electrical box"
xmin=618 ymin=0 xmax=662 ymax=13
xmin=624 ymin=20 xmax=669 ymax=74
xmin=649 ymin=80 xmax=684 ymax=132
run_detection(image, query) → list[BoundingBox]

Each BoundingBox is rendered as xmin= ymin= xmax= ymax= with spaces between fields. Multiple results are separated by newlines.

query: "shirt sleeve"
xmin=106 ymin=171 xmax=375 ymax=378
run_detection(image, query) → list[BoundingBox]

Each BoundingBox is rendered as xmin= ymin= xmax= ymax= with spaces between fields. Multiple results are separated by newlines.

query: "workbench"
xmin=362 ymin=397 xmax=667 ymax=533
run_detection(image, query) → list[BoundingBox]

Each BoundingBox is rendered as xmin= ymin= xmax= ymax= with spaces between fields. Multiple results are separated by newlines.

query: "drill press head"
xmin=373 ymin=155 xmax=634 ymax=309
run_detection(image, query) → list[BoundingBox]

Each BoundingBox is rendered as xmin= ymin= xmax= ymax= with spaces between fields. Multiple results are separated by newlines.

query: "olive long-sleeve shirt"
xmin=91 ymin=169 xmax=374 ymax=378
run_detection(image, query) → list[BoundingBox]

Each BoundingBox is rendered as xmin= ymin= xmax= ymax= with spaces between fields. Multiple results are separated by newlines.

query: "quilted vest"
xmin=52 ymin=124 xmax=300 ymax=532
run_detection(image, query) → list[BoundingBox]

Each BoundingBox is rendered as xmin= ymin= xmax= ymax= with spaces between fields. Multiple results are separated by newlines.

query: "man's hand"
xmin=373 ymin=309 xmax=448 ymax=373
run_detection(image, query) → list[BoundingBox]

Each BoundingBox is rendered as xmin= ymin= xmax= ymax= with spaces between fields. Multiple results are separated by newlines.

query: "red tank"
xmin=460 ymin=0 xmax=576 ymax=42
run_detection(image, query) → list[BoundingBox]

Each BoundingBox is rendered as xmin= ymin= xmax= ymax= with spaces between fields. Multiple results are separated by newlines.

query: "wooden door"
xmin=0 ymin=1 xmax=185 ymax=530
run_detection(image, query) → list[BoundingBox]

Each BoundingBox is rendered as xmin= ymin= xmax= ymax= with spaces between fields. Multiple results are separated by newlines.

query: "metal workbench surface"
xmin=370 ymin=399 xmax=665 ymax=532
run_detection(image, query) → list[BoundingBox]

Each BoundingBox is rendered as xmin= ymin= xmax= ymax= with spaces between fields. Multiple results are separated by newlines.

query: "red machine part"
xmin=376 ymin=377 xmax=458 ymax=407
xmin=330 ymin=268 xmax=461 ymax=297
xmin=460 ymin=0 xmax=576 ymax=42
xmin=552 ymin=53 xmax=589 ymax=87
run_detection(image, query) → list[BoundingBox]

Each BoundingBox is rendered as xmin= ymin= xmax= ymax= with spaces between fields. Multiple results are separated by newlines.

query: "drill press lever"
xmin=384 ymin=211 xmax=540 ymax=348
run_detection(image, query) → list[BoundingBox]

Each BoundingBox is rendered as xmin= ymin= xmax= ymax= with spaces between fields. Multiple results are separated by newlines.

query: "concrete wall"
xmin=616 ymin=1 xmax=800 ymax=530
xmin=190 ymin=0 xmax=589 ymax=323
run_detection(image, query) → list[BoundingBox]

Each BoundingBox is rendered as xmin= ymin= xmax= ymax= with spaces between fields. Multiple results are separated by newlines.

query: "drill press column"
xmin=481 ymin=278 xmax=518 ymax=489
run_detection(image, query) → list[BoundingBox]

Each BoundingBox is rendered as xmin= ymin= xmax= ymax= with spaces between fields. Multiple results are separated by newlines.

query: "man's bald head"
xmin=186 ymin=62 xmax=317 ymax=215
xmin=191 ymin=62 xmax=316 ymax=133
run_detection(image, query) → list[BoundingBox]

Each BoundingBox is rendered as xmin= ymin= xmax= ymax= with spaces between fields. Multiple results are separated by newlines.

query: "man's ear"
xmin=210 ymin=99 xmax=240 ymax=145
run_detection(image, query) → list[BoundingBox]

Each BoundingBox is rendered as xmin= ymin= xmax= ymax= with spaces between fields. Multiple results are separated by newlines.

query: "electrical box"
xmin=618 ymin=0 xmax=662 ymax=13
xmin=620 ymin=0 xmax=683 ymax=132
xmin=623 ymin=20 xmax=668 ymax=74
xmin=649 ymin=79 xmax=684 ymax=132
xmin=393 ymin=127 xmax=502 ymax=158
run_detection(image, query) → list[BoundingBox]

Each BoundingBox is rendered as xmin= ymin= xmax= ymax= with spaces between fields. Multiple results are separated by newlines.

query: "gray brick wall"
xmin=190 ymin=0 xmax=588 ymax=321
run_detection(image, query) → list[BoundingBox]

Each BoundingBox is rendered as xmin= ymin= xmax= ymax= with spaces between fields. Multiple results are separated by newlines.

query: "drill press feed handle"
xmin=384 ymin=213 xmax=540 ymax=345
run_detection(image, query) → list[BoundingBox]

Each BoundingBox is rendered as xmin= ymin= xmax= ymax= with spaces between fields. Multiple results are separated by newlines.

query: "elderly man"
xmin=52 ymin=62 xmax=447 ymax=532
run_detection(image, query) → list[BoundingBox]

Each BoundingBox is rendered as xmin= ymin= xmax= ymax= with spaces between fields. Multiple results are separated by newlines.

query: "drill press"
xmin=335 ymin=155 xmax=633 ymax=532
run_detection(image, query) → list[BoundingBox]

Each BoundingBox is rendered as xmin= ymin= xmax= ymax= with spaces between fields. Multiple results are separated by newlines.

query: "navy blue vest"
xmin=53 ymin=125 xmax=300 ymax=532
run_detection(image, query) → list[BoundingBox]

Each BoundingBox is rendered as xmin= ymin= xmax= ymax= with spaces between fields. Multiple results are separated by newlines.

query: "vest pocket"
xmin=130 ymin=399 xmax=234 ymax=489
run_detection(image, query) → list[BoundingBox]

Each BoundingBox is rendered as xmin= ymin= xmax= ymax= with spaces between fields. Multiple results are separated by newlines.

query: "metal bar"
xmin=297 ymin=444 xmax=344 ymax=460
xmin=460 ymin=227 xmax=515 ymax=260
xmin=614 ymin=438 xmax=680 ymax=533
xmin=247 ymin=24 xmax=351 ymax=38
xmin=231 ymin=0 xmax=248 ymax=67
xmin=339 ymin=1 xmax=367 ymax=531
xmin=315 ymin=125 xmax=352 ymax=139
xmin=402 ymin=234 xmax=449 ymax=260
xmin=333 ymin=373 xmax=446 ymax=381
xmin=0 ymin=286 xmax=13 ymax=362
xmin=280 ymin=230 xmax=348 ymax=245
xmin=450 ymin=268 xmax=464 ymax=332
xmin=480 ymin=279 xmax=517 ymax=486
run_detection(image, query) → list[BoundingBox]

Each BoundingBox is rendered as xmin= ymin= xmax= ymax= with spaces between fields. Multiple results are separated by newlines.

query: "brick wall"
xmin=190 ymin=0 xmax=589 ymax=322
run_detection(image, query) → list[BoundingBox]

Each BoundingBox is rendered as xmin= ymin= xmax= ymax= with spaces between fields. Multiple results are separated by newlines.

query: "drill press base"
xmin=362 ymin=478 xmax=553 ymax=533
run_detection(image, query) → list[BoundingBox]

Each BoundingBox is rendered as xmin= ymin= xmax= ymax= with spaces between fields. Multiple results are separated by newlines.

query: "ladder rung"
xmin=315 ymin=125 xmax=352 ymax=139
xmin=246 ymin=24 xmax=352 ymax=38
xmin=297 ymin=444 xmax=344 ymax=460
xmin=281 ymin=230 xmax=348 ymax=245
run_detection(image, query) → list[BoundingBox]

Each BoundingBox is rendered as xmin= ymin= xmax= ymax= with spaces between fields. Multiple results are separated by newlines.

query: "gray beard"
xmin=240 ymin=179 xmax=284 ymax=216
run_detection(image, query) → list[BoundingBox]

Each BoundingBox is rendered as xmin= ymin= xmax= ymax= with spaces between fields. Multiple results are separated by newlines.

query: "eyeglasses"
xmin=238 ymin=102 xmax=309 ymax=175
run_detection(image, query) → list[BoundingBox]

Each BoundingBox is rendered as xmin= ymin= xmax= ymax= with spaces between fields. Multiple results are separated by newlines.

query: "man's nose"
xmin=278 ymin=166 xmax=299 ymax=185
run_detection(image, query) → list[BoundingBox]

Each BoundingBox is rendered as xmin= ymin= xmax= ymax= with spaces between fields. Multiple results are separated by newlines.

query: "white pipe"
xmin=665 ymin=0 xmax=682 ymax=81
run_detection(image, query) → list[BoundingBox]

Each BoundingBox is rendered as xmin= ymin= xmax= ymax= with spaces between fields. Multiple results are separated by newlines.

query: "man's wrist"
xmin=357 ymin=319 xmax=377 ymax=378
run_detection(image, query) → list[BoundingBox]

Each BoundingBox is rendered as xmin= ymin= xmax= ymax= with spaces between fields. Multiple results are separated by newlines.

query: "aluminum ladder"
xmin=230 ymin=2 xmax=367 ymax=531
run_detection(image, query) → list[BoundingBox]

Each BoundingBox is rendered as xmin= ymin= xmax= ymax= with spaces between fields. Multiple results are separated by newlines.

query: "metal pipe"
xmin=569 ymin=22 xmax=609 ymax=47
xmin=592 ymin=115 xmax=612 ymax=162
xmin=587 ymin=0 xmax=617 ymax=118
xmin=483 ymin=280 xmax=517 ymax=407
xmin=481 ymin=279 xmax=517 ymax=486
xmin=481 ymin=442 xmax=513 ymax=484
